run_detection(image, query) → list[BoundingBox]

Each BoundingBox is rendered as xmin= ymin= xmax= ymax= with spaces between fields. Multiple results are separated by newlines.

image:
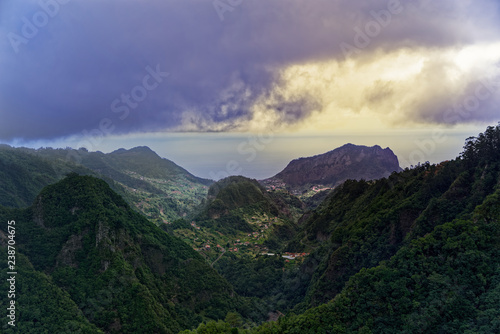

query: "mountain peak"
xmin=129 ymin=145 xmax=155 ymax=152
xmin=268 ymin=143 xmax=402 ymax=189
xmin=34 ymin=173 xmax=128 ymax=228
xmin=111 ymin=146 xmax=158 ymax=156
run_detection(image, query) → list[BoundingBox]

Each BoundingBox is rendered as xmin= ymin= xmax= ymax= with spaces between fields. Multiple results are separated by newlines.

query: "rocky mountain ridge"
xmin=264 ymin=143 xmax=402 ymax=191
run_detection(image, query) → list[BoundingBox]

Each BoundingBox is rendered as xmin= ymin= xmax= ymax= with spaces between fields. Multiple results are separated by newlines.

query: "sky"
xmin=1 ymin=0 xmax=500 ymax=179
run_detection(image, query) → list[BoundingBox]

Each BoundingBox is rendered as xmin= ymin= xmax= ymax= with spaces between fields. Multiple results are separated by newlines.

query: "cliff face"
xmin=271 ymin=144 xmax=402 ymax=188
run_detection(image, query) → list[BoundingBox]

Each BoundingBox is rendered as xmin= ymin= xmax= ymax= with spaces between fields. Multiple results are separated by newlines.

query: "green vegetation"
xmin=197 ymin=176 xmax=301 ymax=241
xmin=0 ymin=174 xmax=263 ymax=333
xmin=214 ymin=253 xmax=308 ymax=313
xmin=247 ymin=210 xmax=500 ymax=333
xmin=0 ymin=146 xmax=212 ymax=224
xmin=180 ymin=123 xmax=500 ymax=333
xmin=1 ymin=124 xmax=500 ymax=333
xmin=0 ymin=146 xmax=94 ymax=207
xmin=0 ymin=248 xmax=102 ymax=333
xmin=278 ymin=124 xmax=500 ymax=311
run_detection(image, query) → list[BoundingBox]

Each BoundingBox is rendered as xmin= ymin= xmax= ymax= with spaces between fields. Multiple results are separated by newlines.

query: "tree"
xmin=225 ymin=312 xmax=243 ymax=328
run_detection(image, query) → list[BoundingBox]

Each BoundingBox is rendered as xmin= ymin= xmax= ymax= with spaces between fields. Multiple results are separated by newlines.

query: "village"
xmin=191 ymin=217 xmax=272 ymax=255
xmin=166 ymin=213 xmax=310 ymax=265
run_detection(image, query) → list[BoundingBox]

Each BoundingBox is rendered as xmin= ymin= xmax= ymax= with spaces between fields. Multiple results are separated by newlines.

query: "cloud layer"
xmin=0 ymin=0 xmax=499 ymax=141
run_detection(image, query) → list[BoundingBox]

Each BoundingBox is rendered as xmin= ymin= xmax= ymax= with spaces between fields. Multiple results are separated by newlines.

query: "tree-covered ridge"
xmin=0 ymin=174 xmax=263 ymax=333
xmin=0 ymin=146 xmax=212 ymax=222
xmin=249 ymin=192 xmax=500 ymax=333
xmin=0 ymin=145 xmax=94 ymax=208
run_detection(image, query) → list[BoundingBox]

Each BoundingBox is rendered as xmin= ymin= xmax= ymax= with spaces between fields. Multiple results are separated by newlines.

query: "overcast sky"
xmin=1 ymin=0 xmax=499 ymax=178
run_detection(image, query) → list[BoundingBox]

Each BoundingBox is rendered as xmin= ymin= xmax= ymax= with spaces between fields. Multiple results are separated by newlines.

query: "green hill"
xmin=206 ymin=176 xmax=276 ymax=215
xmin=196 ymin=176 xmax=303 ymax=242
xmin=0 ymin=174 xmax=262 ymax=333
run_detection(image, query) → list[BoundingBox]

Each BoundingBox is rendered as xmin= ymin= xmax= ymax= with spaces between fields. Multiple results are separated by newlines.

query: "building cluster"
xmin=260 ymin=179 xmax=287 ymax=191
xmin=311 ymin=185 xmax=331 ymax=192
xmin=282 ymin=252 xmax=310 ymax=260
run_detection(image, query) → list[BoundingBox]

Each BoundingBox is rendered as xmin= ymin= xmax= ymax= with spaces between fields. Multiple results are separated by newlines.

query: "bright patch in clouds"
xmin=234 ymin=43 xmax=500 ymax=134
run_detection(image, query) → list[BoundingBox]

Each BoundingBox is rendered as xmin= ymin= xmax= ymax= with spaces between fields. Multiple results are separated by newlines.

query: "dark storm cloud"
xmin=0 ymin=0 xmax=499 ymax=140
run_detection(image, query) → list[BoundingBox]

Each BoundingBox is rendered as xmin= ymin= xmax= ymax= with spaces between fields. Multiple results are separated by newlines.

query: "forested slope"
xmin=0 ymin=174 xmax=262 ymax=333
xmin=283 ymin=124 xmax=500 ymax=310
xmin=182 ymin=123 xmax=500 ymax=333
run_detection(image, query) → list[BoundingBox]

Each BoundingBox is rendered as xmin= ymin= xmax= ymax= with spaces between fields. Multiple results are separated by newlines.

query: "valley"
xmin=2 ymin=2 xmax=498 ymax=332
xmin=170 ymin=213 xmax=299 ymax=262
xmin=1 ymin=124 xmax=500 ymax=333
xmin=123 ymin=172 xmax=209 ymax=223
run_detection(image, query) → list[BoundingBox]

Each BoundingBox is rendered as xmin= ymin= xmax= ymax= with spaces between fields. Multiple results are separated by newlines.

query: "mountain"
xmin=96 ymin=146 xmax=211 ymax=186
xmin=281 ymin=123 xmax=500 ymax=316
xmin=197 ymin=176 xmax=302 ymax=236
xmin=167 ymin=176 xmax=304 ymax=263
xmin=0 ymin=174 xmax=262 ymax=333
xmin=263 ymin=144 xmax=402 ymax=193
xmin=62 ymin=146 xmax=213 ymax=221
xmin=0 ymin=145 xmax=97 ymax=208
xmin=0 ymin=146 xmax=212 ymax=222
